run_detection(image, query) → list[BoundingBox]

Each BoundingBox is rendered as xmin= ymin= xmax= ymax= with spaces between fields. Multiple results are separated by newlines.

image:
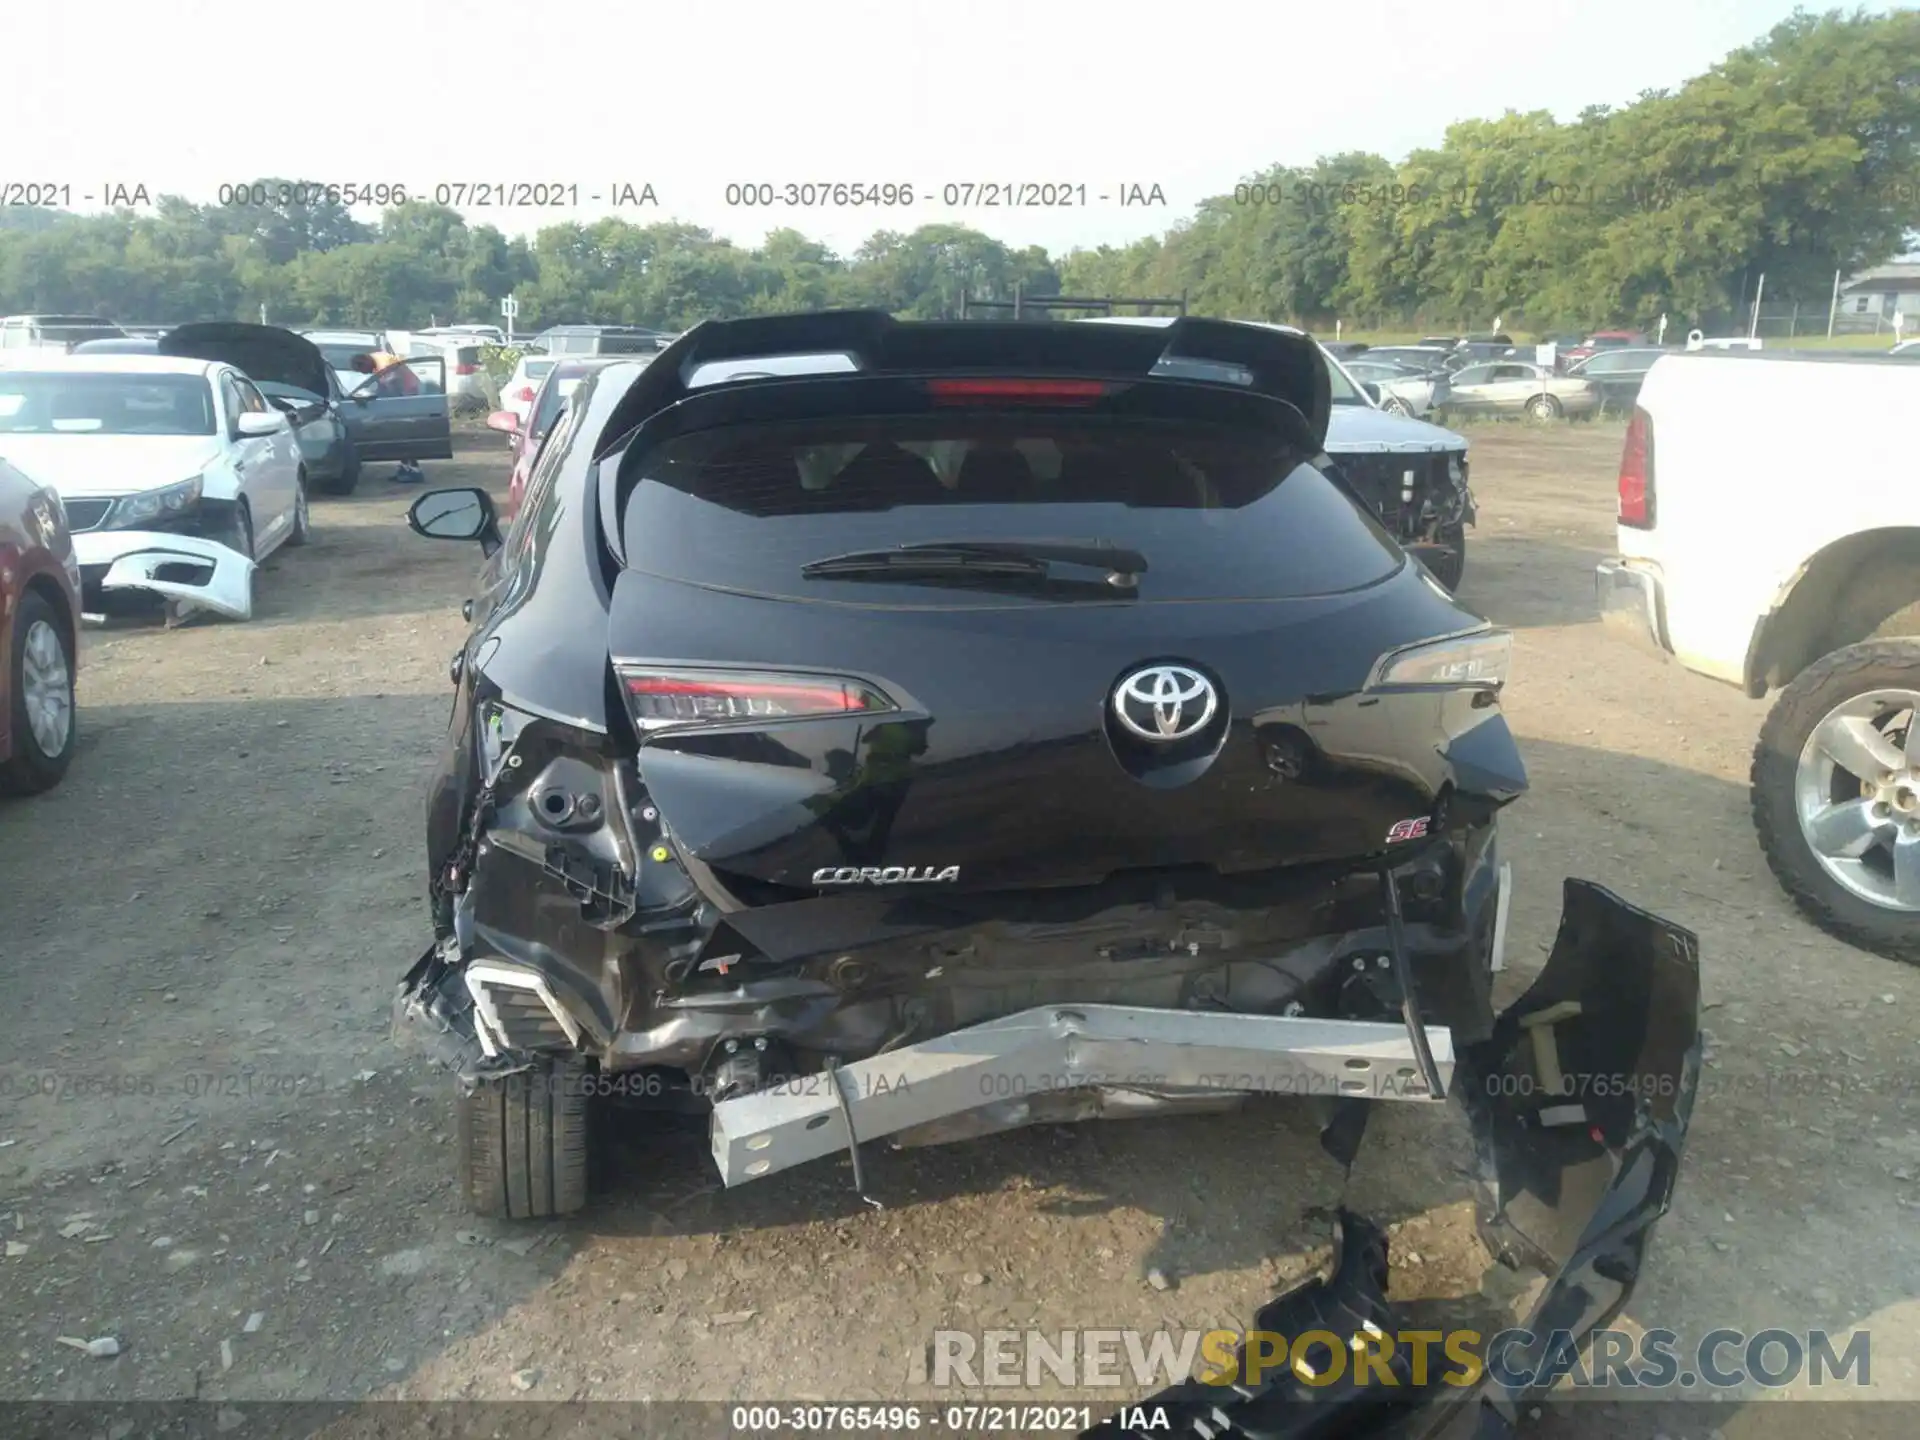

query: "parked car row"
xmin=0 ymin=325 xmax=451 ymax=630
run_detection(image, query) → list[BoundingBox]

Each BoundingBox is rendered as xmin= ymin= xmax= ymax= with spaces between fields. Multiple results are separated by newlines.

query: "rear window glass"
xmin=620 ymin=416 xmax=1400 ymax=604
xmin=532 ymin=370 xmax=596 ymax=435
xmin=315 ymin=342 xmax=377 ymax=372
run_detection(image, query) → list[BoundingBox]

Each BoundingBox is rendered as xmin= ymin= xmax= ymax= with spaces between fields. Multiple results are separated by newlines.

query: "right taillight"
xmin=1367 ymin=628 xmax=1511 ymax=693
xmin=616 ymin=667 xmax=895 ymax=733
xmin=514 ymin=385 xmax=536 ymax=402
xmin=1618 ymin=405 xmax=1654 ymax=529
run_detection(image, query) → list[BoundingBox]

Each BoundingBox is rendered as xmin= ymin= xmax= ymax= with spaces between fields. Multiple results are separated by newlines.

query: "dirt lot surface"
xmin=3 ymin=422 xmax=1918 ymax=1436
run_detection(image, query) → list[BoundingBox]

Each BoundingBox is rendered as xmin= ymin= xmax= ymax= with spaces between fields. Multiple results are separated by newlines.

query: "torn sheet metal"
xmin=72 ymin=528 xmax=254 ymax=621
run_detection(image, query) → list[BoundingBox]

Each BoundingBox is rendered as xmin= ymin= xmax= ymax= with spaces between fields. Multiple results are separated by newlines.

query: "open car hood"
xmin=1086 ymin=880 xmax=1702 ymax=1440
xmin=159 ymin=323 xmax=332 ymax=401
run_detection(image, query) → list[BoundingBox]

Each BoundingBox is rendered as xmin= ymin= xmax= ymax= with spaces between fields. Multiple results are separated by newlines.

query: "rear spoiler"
xmin=591 ymin=309 xmax=1332 ymax=452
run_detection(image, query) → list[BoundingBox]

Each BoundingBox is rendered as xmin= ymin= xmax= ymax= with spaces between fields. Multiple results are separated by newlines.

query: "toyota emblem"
xmin=1112 ymin=665 xmax=1218 ymax=741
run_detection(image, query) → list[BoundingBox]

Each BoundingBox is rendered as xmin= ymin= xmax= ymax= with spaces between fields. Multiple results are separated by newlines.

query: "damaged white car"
xmin=0 ymin=355 xmax=309 ymax=622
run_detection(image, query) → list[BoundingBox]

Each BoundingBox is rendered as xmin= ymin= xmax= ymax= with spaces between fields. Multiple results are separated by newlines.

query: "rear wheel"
xmin=456 ymin=1059 xmax=591 ymax=1218
xmin=1526 ymin=394 xmax=1562 ymax=421
xmin=1752 ymin=640 xmax=1920 ymax=963
xmin=0 ymin=591 xmax=76 ymax=796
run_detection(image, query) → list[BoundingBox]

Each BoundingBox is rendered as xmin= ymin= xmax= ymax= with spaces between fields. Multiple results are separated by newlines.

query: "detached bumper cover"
xmin=73 ymin=528 xmax=254 ymax=620
xmin=1595 ymin=558 xmax=1669 ymax=657
xmin=1084 ymin=879 xmax=1702 ymax=1439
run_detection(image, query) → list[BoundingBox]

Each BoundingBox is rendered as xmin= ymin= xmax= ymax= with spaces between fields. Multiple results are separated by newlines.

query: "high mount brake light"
xmin=618 ymin=668 xmax=895 ymax=731
xmin=924 ymin=378 xmax=1112 ymax=405
xmin=1618 ymin=406 xmax=1654 ymax=529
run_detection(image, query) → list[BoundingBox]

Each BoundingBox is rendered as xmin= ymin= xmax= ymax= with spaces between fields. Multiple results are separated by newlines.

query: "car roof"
xmin=1 ymin=353 xmax=216 ymax=377
xmin=303 ymin=330 xmax=382 ymax=341
xmin=546 ymin=355 xmax=636 ymax=378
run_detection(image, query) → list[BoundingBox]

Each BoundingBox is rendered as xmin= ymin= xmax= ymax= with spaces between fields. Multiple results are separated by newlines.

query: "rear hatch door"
xmin=603 ymin=315 xmax=1506 ymax=895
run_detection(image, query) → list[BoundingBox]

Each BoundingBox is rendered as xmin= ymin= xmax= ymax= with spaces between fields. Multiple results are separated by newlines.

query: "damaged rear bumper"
xmin=708 ymin=1005 xmax=1455 ymax=1186
xmin=73 ymin=528 xmax=254 ymax=621
xmin=1083 ymin=878 xmax=1702 ymax=1439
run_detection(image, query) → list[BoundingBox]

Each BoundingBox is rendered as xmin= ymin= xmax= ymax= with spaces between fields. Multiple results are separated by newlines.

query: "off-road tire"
xmin=456 ymin=1061 xmax=591 ymax=1218
xmin=1751 ymin=639 xmax=1920 ymax=964
xmin=0 ymin=590 xmax=76 ymax=796
xmin=1424 ymin=521 xmax=1467 ymax=592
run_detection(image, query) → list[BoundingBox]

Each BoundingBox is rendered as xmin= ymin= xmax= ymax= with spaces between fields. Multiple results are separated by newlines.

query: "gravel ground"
xmin=2 ymin=422 xmax=1917 ymax=1437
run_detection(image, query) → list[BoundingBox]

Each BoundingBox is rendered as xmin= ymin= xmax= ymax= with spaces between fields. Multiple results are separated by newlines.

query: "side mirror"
xmin=408 ymin=486 xmax=503 ymax=556
xmin=1360 ymin=382 xmax=1382 ymax=404
xmin=485 ymin=409 xmax=520 ymax=434
xmin=236 ymin=411 xmax=286 ymax=437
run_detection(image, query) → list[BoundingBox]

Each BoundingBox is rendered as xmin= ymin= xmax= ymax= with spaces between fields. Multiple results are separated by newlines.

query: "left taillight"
xmin=455 ymin=361 xmax=481 ymax=375
xmin=616 ymin=667 xmax=895 ymax=733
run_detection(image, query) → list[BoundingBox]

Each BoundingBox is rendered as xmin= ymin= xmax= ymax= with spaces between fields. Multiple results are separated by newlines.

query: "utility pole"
xmin=1748 ymin=272 xmax=1766 ymax=340
xmin=1827 ymin=268 xmax=1843 ymax=338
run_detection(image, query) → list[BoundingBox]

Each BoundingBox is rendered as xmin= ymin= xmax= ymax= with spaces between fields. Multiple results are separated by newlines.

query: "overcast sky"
xmin=4 ymin=0 xmax=1871 ymax=257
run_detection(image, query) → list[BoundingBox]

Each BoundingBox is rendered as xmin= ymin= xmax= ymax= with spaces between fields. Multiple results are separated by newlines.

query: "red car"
xmin=0 ymin=456 xmax=81 ymax=794
xmin=1561 ymin=329 xmax=1647 ymax=366
xmin=488 ymin=356 xmax=633 ymax=518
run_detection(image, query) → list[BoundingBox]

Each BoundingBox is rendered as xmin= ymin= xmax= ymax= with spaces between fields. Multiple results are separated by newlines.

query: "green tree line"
xmin=2 ymin=8 xmax=1912 ymax=336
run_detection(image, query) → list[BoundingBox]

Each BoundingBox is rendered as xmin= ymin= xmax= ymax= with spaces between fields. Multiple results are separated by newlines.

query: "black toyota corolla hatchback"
xmin=398 ymin=312 xmax=1699 ymax=1436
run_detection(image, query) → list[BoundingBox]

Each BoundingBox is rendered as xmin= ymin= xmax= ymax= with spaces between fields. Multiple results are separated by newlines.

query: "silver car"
xmin=1441 ymin=360 xmax=1601 ymax=420
xmin=1343 ymin=359 xmax=1449 ymax=418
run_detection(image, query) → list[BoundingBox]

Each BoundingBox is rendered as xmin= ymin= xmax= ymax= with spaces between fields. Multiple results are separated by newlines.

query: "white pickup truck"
xmin=1597 ymin=347 xmax=1920 ymax=959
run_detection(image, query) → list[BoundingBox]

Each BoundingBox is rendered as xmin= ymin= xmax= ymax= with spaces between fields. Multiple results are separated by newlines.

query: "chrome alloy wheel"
xmin=1795 ymin=688 xmax=1920 ymax=911
xmin=20 ymin=617 xmax=73 ymax=759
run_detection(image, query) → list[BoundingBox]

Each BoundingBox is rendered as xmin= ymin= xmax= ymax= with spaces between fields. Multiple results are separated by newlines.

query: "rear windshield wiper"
xmin=800 ymin=539 xmax=1147 ymax=587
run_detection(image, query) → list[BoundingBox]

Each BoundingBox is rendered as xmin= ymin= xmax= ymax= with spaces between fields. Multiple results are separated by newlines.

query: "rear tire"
xmin=1752 ymin=639 xmax=1920 ymax=964
xmin=0 ymin=590 xmax=76 ymax=796
xmin=456 ymin=1060 xmax=591 ymax=1218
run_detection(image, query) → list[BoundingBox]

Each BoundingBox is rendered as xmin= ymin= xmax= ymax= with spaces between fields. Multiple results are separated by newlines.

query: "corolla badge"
xmin=1112 ymin=665 xmax=1218 ymax=741
xmin=813 ymin=866 xmax=960 ymax=885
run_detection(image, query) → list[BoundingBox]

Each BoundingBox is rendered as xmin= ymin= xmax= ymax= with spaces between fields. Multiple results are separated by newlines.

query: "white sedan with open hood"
xmin=0 ymin=355 xmax=308 ymax=622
